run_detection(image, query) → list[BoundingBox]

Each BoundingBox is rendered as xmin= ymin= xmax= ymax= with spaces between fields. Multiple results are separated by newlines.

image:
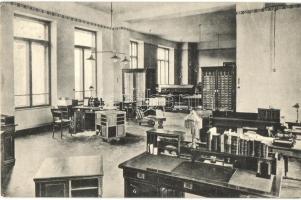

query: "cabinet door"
xmin=3 ymin=134 xmax=14 ymax=161
xmin=37 ymin=180 xmax=69 ymax=197
xmin=125 ymin=179 xmax=158 ymax=197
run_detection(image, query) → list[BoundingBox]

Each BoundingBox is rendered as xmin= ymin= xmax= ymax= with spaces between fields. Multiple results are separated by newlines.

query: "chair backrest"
xmin=51 ymin=108 xmax=62 ymax=121
xmin=136 ymin=108 xmax=144 ymax=120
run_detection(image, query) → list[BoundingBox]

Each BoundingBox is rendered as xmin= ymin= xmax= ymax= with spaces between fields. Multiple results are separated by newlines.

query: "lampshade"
xmin=87 ymin=54 xmax=95 ymax=61
xmin=121 ymin=56 xmax=130 ymax=64
xmin=111 ymin=54 xmax=120 ymax=63
xmin=293 ymin=103 xmax=300 ymax=109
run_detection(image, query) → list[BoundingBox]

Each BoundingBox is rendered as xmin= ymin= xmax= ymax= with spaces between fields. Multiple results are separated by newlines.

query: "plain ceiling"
xmin=77 ymin=2 xmax=236 ymax=42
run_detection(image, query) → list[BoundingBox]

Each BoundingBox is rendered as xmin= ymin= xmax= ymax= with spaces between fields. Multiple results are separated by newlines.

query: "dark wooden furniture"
xmin=95 ymin=110 xmax=126 ymax=142
xmin=146 ymin=129 xmax=184 ymax=157
xmin=34 ymin=155 xmax=103 ymax=197
xmin=146 ymin=115 xmax=166 ymax=129
xmin=1 ymin=115 xmax=16 ymax=194
xmin=51 ymin=108 xmax=71 ymax=138
xmin=209 ymin=110 xmax=282 ymax=132
xmin=72 ymin=106 xmax=102 ymax=134
xmin=182 ymin=94 xmax=202 ymax=110
xmin=286 ymin=121 xmax=301 ymax=129
xmin=202 ymin=65 xmax=236 ymax=111
xmin=119 ymin=153 xmax=281 ymax=198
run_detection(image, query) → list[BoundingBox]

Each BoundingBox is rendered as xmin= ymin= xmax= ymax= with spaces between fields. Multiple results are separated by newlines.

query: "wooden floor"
xmin=2 ymin=112 xmax=301 ymax=197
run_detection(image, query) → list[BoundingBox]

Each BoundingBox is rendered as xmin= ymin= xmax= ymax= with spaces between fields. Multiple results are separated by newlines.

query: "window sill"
xmin=15 ymin=105 xmax=51 ymax=111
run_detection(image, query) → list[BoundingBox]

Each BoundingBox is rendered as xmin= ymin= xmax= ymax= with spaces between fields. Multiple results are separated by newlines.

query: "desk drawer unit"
xmin=35 ymin=177 xmax=102 ymax=197
xmin=124 ymin=169 xmax=157 ymax=184
xmin=95 ymin=111 xmax=126 ymax=141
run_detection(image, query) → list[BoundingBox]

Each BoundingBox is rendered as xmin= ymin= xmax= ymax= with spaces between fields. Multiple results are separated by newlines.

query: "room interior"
xmin=1 ymin=1 xmax=301 ymax=198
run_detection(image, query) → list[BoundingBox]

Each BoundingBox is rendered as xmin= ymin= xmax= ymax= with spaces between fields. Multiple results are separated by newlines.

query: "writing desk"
xmin=269 ymin=140 xmax=301 ymax=177
xmin=182 ymin=94 xmax=202 ymax=110
xmin=34 ymin=155 xmax=103 ymax=197
xmin=119 ymin=152 xmax=281 ymax=198
xmin=72 ymin=106 xmax=103 ymax=133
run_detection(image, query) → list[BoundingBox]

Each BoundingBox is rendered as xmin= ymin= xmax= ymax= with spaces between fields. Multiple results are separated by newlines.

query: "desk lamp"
xmin=184 ymin=110 xmax=202 ymax=149
xmin=293 ymin=103 xmax=299 ymax=123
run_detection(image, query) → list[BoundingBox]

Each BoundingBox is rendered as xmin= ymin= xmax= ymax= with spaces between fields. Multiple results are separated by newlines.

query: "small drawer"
xmin=124 ymin=169 xmax=156 ymax=184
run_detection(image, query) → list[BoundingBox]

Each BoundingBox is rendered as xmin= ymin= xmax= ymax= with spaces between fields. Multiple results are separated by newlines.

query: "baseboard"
xmin=15 ymin=123 xmax=52 ymax=137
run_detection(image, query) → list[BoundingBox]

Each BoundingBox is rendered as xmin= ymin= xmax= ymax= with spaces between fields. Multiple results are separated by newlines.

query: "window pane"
xmin=32 ymin=43 xmax=49 ymax=105
xmin=14 ymin=16 xmax=48 ymax=40
xmin=74 ymin=48 xmax=84 ymax=100
xmin=84 ymin=49 xmax=96 ymax=98
xmin=158 ymin=48 xmax=164 ymax=60
xmin=124 ymin=73 xmax=134 ymax=101
xmin=74 ymin=29 xmax=95 ymax=47
xmin=14 ymin=40 xmax=30 ymax=107
xmin=131 ymin=58 xmax=137 ymax=69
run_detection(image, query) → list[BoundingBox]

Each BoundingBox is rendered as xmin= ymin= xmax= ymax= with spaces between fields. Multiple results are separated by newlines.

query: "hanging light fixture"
xmin=86 ymin=2 xmax=129 ymax=64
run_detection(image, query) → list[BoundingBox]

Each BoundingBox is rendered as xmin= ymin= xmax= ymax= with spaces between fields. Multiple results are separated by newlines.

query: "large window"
xmin=14 ymin=15 xmax=50 ymax=108
xmin=129 ymin=41 xmax=138 ymax=69
xmin=74 ymin=28 xmax=96 ymax=101
xmin=157 ymin=47 xmax=170 ymax=85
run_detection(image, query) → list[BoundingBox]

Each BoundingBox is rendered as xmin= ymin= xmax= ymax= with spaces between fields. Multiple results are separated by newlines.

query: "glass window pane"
xmin=74 ymin=48 xmax=84 ymax=100
xmin=84 ymin=49 xmax=96 ymax=98
xmin=131 ymin=58 xmax=137 ymax=69
xmin=158 ymin=48 xmax=164 ymax=60
xmin=14 ymin=16 xmax=48 ymax=40
xmin=32 ymin=43 xmax=49 ymax=105
xmin=14 ymin=40 xmax=30 ymax=107
xmin=74 ymin=29 xmax=95 ymax=47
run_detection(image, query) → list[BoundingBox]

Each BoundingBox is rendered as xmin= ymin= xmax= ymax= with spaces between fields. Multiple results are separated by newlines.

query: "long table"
xmin=119 ymin=152 xmax=281 ymax=198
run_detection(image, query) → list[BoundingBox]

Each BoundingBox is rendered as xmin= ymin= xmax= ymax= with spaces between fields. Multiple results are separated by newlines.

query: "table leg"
xmin=284 ymin=156 xmax=288 ymax=177
xmin=158 ymin=120 xmax=164 ymax=129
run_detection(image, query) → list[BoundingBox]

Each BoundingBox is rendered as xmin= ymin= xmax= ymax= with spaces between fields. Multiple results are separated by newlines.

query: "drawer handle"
xmin=136 ymin=172 xmax=145 ymax=180
xmin=184 ymin=182 xmax=193 ymax=190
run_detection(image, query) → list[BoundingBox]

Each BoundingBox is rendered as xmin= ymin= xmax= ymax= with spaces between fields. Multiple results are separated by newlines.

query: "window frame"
xmin=74 ymin=27 xmax=97 ymax=101
xmin=13 ymin=14 xmax=51 ymax=109
xmin=157 ymin=47 xmax=170 ymax=85
xmin=130 ymin=41 xmax=139 ymax=69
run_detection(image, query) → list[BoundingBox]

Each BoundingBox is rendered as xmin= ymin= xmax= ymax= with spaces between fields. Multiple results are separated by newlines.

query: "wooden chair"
xmin=51 ymin=108 xmax=71 ymax=139
xmin=136 ymin=108 xmax=155 ymax=127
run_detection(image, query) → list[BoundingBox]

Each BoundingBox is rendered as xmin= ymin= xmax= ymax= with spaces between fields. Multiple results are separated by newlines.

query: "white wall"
xmin=0 ymin=2 xmax=115 ymax=130
xmin=236 ymin=6 xmax=301 ymax=122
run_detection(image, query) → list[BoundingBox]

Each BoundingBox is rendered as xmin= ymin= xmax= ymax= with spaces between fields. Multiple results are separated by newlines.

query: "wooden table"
xmin=147 ymin=115 xmax=166 ymax=129
xmin=119 ymin=152 xmax=281 ymax=198
xmin=34 ymin=155 xmax=103 ymax=197
xmin=182 ymin=94 xmax=202 ymax=110
xmin=72 ymin=106 xmax=103 ymax=133
xmin=269 ymin=140 xmax=301 ymax=177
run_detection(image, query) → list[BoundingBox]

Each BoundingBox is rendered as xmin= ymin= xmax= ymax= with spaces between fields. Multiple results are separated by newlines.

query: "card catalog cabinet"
xmin=202 ymin=64 xmax=236 ymax=111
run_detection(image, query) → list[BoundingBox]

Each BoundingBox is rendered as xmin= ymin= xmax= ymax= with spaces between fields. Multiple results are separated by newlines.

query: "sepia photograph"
xmin=0 ymin=0 xmax=301 ymax=198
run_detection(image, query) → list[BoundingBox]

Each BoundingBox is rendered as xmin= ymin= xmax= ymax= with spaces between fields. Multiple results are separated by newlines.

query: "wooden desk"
xmin=147 ymin=115 xmax=166 ymax=129
xmin=119 ymin=153 xmax=281 ymax=198
xmin=34 ymin=155 xmax=103 ymax=197
xmin=286 ymin=122 xmax=301 ymax=129
xmin=72 ymin=106 xmax=103 ymax=133
xmin=269 ymin=141 xmax=301 ymax=177
xmin=183 ymin=94 xmax=202 ymax=110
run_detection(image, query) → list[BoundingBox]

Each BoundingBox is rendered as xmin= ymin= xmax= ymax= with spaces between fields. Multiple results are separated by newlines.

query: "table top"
xmin=146 ymin=128 xmax=184 ymax=137
xmin=147 ymin=115 xmax=166 ymax=120
xmin=269 ymin=140 xmax=301 ymax=159
xmin=34 ymin=155 xmax=103 ymax=180
xmin=119 ymin=152 xmax=279 ymax=197
xmin=73 ymin=106 xmax=103 ymax=111
xmin=182 ymin=94 xmax=202 ymax=99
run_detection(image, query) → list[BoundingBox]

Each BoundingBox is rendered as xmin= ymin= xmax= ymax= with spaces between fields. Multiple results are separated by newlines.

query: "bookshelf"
xmin=146 ymin=129 xmax=184 ymax=157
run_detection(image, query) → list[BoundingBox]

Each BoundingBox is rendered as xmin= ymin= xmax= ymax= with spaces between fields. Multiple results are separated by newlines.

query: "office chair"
xmin=51 ymin=108 xmax=71 ymax=139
